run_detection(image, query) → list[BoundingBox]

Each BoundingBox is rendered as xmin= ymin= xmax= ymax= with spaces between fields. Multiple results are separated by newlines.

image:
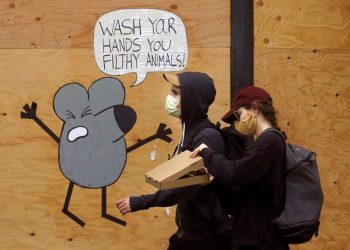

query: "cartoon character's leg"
xmin=62 ymin=181 xmax=85 ymax=227
xmin=101 ymin=187 xmax=126 ymax=226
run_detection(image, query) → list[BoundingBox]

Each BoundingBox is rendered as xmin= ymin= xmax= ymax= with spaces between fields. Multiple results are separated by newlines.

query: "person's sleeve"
xmin=200 ymin=133 xmax=276 ymax=185
xmin=129 ymin=185 xmax=201 ymax=212
xmin=129 ymin=131 xmax=220 ymax=212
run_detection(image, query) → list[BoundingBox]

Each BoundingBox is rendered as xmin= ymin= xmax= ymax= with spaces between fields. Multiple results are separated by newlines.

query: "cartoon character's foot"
xmin=62 ymin=209 xmax=86 ymax=227
xmin=102 ymin=212 xmax=126 ymax=226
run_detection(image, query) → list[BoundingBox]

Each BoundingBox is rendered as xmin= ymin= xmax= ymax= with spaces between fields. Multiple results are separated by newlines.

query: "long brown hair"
xmin=251 ymin=101 xmax=280 ymax=131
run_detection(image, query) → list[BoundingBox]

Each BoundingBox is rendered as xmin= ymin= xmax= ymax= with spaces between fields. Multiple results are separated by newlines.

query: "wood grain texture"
xmin=255 ymin=0 xmax=350 ymax=49
xmin=0 ymin=48 xmax=230 ymax=249
xmin=255 ymin=48 xmax=350 ymax=250
xmin=1 ymin=0 xmax=350 ymax=249
xmin=0 ymin=0 xmax=229 ymax=49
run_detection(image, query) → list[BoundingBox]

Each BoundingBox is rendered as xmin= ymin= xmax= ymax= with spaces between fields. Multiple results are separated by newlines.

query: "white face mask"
xmin=165 ymin=94 xmax=181 ymax=118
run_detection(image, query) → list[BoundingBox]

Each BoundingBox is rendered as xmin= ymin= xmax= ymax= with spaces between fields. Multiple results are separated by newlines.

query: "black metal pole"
xmin=230 ymin=0 xmax=254 ymax=101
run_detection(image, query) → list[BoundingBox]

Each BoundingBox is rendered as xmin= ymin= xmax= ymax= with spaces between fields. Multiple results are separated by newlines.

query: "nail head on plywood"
xmin=263 ymin=37 xmax=270 ymax=44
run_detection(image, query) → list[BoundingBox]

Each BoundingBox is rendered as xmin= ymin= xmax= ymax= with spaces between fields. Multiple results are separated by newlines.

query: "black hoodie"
xmin=129 ymin=72 xmax=231 ymax=240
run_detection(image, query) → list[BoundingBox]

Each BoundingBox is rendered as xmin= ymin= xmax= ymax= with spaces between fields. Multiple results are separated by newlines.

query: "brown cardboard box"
xmin=145 ymin=150 xmax=209 ymax=190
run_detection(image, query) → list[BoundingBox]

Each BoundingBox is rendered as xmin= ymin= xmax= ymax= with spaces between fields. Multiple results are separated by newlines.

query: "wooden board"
xmin=1 ymin=0 xmax=350 ymax=249
xmin=255 ymin=48 xmax=350 ymax=250
xmin=0 ymin=47 xmax=230 ymax=249
xmin=0 ymin=0 xmax=230 ymax=49
xmin=255 ymin=0 xmax=350 ymax=49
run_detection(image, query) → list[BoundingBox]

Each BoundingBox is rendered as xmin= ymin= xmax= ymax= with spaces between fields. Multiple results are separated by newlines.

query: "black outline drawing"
xmin=21 ymin=77 xmax=172 ymax=227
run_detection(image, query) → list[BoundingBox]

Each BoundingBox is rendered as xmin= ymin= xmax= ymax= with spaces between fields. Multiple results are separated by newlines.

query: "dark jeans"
xmin=168 ymin=232 xmax=231 ymax=250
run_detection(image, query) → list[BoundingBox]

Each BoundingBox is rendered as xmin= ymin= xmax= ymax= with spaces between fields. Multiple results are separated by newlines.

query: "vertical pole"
xmin=231 ymin=0 xmax=254 ymax=101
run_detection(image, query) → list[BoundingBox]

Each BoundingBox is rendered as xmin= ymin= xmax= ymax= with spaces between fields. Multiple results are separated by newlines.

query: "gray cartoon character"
xmin=21 ymin=77 xmax=172 ymax=227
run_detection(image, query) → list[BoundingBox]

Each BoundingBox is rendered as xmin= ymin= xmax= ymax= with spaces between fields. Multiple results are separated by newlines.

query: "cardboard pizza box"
xmin=145 ymin=150 xmax=209 ymax=190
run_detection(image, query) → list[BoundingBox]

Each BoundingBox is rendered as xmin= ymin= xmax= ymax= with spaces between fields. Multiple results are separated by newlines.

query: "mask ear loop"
xmin=249 ymin=101 xmax=263 ymax=116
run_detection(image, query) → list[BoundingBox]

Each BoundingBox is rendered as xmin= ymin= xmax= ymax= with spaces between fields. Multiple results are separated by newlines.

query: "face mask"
xmin=165 ymin=94 xmax=181 ymax=118
xmin=234 ymin=111 xmax=257 ymax=136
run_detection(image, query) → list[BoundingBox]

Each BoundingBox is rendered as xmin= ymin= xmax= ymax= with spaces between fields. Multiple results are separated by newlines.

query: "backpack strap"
xmin=305 ymin=152 xmax=315 ymax=162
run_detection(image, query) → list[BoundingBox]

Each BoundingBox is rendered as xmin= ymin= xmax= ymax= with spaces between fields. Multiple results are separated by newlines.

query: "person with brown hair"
xmin=191 ymin=86 xmax=289 ymax=250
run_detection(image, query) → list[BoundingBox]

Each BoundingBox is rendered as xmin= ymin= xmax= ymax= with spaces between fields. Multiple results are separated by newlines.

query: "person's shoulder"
xmin=259 ymin=129 xmax=285 ymax=146
xmin=193 ymin=126 xmax=224 ymax=151
xmin=196 ymin=126 xmax=222 ymax=140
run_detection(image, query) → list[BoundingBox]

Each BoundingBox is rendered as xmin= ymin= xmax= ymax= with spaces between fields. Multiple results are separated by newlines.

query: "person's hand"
xmin=116 ymin=197 xmax=131 ymax=215
xmin=190 ymin=143 xmax=208 ymax=158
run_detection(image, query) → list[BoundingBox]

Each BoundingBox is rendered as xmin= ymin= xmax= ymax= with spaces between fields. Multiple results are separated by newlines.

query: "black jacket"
xmin=201 ymin=129 xmax=289 ymax=249
xmin=130 ymin=72 xmax=231 ymax=240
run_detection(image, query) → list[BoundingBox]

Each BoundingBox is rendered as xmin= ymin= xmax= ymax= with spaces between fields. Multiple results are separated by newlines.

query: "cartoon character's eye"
xmin=65 ymin=110 xmax=76 ymax=119
xmin=81 ymin=106 xmax=93 ymax=118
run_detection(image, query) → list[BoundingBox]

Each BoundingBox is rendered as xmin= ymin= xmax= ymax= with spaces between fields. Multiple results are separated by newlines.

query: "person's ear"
xmin=250 ymin=106 xmax=259 ymax=115
xmin=114 ymin=105 xmax=137 ymax=134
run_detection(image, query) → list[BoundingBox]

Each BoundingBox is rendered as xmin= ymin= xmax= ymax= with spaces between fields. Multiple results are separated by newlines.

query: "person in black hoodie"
xmin=117 ymin=72 xmax=231 ymax=250
xmin=191 ymin=86 xmax=289 ymax=250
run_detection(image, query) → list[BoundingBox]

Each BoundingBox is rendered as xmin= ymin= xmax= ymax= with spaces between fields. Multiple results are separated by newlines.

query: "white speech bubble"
xmin=94 ymin=9 xmax=188 ymax=86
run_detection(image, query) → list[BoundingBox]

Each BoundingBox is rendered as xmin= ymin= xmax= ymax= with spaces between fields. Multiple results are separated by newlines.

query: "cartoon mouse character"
xmin=21 ymin=77 xmax=172 ymax=227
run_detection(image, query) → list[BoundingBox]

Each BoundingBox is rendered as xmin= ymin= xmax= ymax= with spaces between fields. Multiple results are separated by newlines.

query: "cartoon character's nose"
xmin=68 ymin=126 xmax=88 ymax=142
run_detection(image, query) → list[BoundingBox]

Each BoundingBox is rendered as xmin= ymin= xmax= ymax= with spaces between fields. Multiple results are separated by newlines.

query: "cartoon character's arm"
xmin=113 ymin=105 xmax=172 ymax=153
xmin=127 ymin=123 xmax=173 ymax=153
xmin=21 ymin=102 xmax=60 ymax=143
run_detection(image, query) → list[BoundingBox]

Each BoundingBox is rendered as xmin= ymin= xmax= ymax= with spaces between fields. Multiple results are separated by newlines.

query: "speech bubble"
xmin=94 ymin=9 xmax=188 ymax=86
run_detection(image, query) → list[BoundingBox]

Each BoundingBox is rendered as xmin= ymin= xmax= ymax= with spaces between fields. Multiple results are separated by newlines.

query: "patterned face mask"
xmin=165 ymin=94 xmax=181 ymax=118
xmin=234 ymin=111 xmax=257 ymax=136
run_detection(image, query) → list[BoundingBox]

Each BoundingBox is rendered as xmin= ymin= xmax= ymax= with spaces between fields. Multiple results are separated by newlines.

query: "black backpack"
xmin=183 ymin=122 xmax=250 ymax=160
xmin=219 ymin=125 xmax=251 ymax=160
xmin=271 ymin=129 xmax=324 ymax=244
xmin=185 ymin=124 xmax=323 ymax=244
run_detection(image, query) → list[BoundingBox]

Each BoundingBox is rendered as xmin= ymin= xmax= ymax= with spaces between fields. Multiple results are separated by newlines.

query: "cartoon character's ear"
xmin=53 ymin=83 xmax=88 ymax=121
xmin=114 ymin=105 xmax=137 ymax=134
xmin=89 ymin=77 xmax=125 ymax=114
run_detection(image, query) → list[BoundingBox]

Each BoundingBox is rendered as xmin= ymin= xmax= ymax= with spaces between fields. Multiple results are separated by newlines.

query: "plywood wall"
xmin=0 ymin=1 xmax=230 ymax=249
xmin=255 ymin=0 xmax=350 ymax=249
xmin=0 ymin=0 xmax=349 ymax=249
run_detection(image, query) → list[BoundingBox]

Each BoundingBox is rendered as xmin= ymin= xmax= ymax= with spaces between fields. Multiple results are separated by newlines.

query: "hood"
xmin=178 ymin=72 xmax=216 ymax=129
